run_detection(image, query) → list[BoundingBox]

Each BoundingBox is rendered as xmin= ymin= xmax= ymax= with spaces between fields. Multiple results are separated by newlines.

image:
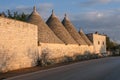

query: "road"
xmin=7 ymin=57 xmax=120 ymax=80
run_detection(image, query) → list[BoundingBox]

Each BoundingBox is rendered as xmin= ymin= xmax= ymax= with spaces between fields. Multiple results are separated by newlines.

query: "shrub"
xmin=74 ymin=55 xmax=83 ymax=61
xmin=64 ymin=56 xmax=73 ymax=63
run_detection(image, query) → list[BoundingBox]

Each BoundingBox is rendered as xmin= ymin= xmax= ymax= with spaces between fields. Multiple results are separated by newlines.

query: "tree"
xmin=6 ymin=9 xmax=29 ymax=21
xmin=106 ymin=36 xmax=119 ymax=50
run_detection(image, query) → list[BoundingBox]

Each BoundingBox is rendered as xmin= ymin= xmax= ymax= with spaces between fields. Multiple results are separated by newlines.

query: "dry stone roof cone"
xmin=62 ymin=14 xmax=87 ymax=45
xmin=0 ymin=12 xmax=6 ymax=17
xmin=46 ymin=10 xmax=77 ymax=44
xmin=27 ymin=6 xmax=63 ymax=44
xmin=78 ymin=28 xmax=93 ymax=45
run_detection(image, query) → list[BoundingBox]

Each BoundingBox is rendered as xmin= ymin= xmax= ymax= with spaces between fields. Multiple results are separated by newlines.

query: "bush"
xmin=39 ymin=50 xmax=100 ymax=67
xmin=36 ymin=57 xmax=41 ymax=66
xmin=64 ymin=56 xmax=73 ymax=63
xmin=74 ymin=55 xmax=83 ymax=61
xmin=74 ymin=53 xmax=99 ymax=61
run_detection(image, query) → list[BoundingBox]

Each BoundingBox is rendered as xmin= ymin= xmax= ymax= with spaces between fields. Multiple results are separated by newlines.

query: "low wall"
xmin=0 ymin=17 xmax=38 ymax=72
xmin=38 ymin=43 xmax=94 ymax=63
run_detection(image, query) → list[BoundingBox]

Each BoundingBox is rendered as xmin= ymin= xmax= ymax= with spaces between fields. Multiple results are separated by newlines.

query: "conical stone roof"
xmin=78 ymin=28 xmax=93 ymax=45
xmin=27 ymin=6 xmax=63 ymax=44
xmin=46 ymin=10 xmax=77 ymax=44
xmin=0 ymin=12 xmax=6 ymax=17
xmin=62 ymin=14 xmax=87 ymax=45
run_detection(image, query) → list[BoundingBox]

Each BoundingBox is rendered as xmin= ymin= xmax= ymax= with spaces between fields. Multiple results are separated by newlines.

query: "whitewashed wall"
xmin=93 ymin=34 xmax=106 ymax=54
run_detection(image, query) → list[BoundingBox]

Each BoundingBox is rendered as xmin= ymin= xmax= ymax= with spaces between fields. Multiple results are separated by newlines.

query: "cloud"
xmin=16 ymin=3 xmax=53 ymax=11
xmin=77 ymin=0 xmax=120 ymax=7
xmin=98 ymin=0 xmax=111 ymax=3
xmin=69 ymin=9 xmax=120 ymax=43
xmin=3 ymin=1 xmax=120 ymax=43
xmin=39 ymin=3 xmax=54 ymax=12
xmin=13 ymin=4 xmax=120 ymax=43
xmin=12 ymin=3 xmax=54 ymax=19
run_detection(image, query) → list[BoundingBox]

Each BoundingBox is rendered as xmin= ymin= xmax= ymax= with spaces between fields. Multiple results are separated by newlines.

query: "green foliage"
xmin=39 ymin=53 xmax=100 ymax=67
xmin=64 ymin=56 xmax=73 ymax=63
xmin=106 ymin=36 xmax=118 ymax=50
xmin=74 ymin=54 xmax=99 ymax=61
xmin=5 ymin=9 xmax=29 ymax=22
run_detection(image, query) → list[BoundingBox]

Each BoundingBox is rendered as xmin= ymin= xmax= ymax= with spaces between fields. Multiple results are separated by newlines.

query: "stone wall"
xmin=0 ymin=17 xmax=38 ymax=72
xmin=38 ymin=43 xmax=94 ymax=63
xmin=0 ymin=17 xmax=96 ymax=73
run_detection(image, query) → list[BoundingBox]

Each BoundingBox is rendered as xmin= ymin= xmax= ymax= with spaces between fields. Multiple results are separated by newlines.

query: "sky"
xmin=0 ymin=0 xmax=120 ymax=43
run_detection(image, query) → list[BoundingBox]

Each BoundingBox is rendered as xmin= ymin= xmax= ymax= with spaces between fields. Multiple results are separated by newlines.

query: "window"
xmin=98 ymin=41 xmax=100 ymax=45
xmin=103 ymin=42 xmax=104 ymax=45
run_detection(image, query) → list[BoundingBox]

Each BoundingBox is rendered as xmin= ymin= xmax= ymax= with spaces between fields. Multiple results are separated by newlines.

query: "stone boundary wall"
xmin=0 ymin=17 xmax=95 ymax=72
xmin=0 ymin=17 xmax=38 ymax=72
xmin=38 ymin=43 xmax=94 ymax=63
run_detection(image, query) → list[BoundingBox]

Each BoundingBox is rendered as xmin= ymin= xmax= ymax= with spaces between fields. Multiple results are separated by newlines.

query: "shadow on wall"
xmin=26 ymin=48 xmax=39 ymax=67
xmin=0 ymin=46 xmax=39 ymax=73
xmin=0 ymin=46 xmax=15 ymax=72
